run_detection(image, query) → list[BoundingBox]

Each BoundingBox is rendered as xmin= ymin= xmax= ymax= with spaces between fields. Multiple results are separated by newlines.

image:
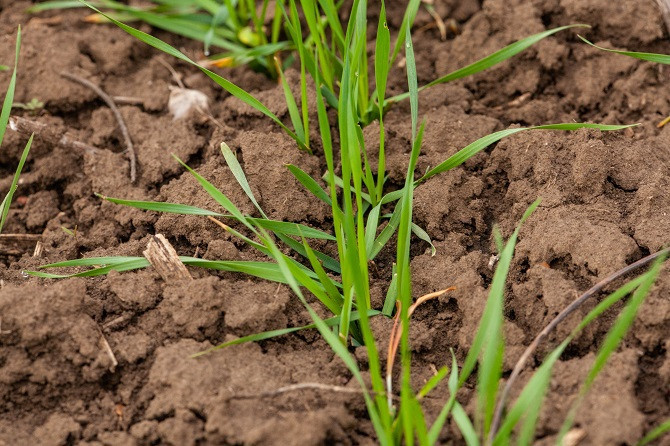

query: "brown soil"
xmin=1 ymin=0 xmax=669 ymax=444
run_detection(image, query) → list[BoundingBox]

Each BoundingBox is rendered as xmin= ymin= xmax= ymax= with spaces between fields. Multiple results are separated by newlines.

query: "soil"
xmin=1 ymin=0 xmax=669 ymax=445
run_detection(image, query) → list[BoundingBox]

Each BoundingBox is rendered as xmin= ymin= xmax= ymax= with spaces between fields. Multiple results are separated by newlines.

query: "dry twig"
xmin=489 ymin=247 xmax=670 ymax=440
xmin=228 ymin=382 xmax=400 ymax=402
xmin=143 ymin=234 xmax=193 ymax=282
xmin=9 ymin=116 xmax=100 ymax=154
xmin=60 ymin=72 xmax=137 ymax=183
xmin=0 ymin=233 xmax=41 ymax=256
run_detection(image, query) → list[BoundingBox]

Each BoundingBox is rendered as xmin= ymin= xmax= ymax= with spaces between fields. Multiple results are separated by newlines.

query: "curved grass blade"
xmin=286 ymin=164 xmax=332 ymax=206
xmin=386 ymin=25 xmax=590 ymax=106
xmin=637 ymin=419 xmax=670 ymax=446
xmin=411 ymin=223 xmax=436 ymax=256
xmin=193 ymin=308 xmax=381 ymax=357
xmin=579 ymin=36 xmax=670 ymax=64
xmin=417 ymin=365 xmax=449 ymax=400
xmin=418 ymin=123 xmax=636 ymax=184
xmin=28 ymin=257 xmax=150 ymax=278
xmin=98 ymin=195 xmax=222 ymax=216
xmin=0 ymin=135 xmax=33 ymax=233
xmin=493 ymin=272 xmax=653 ymax=445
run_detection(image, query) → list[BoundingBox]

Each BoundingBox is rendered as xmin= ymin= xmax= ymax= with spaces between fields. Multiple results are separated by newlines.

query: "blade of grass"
xmin=194 ymin=308 xmax=381 ymax=356
xmin=418 ymin=123 xmax=636 ymax=184
xmin=386 ymin=25 xmax=590 ymax=106
xmin=0 ymin=27 xmax=21 ymax=148
xmin=637 ymin=419 xmax=670 ymax=446
xmin=374 ymin=0 xmax=390 ymax=199
xmin=259 ymin=226 xmax=393 ymax=444
xmin=449 ymin=351 xmax=479 ymax=446
xmin=429 ymin=199 xmax=541 ymax=442
xmin=286 ymin=164 xmax=332 ymax=206
xmin=0 ymin=135 xmax=33 ymax=233
xmin=579 ymin=36 xmax=670 ymax=64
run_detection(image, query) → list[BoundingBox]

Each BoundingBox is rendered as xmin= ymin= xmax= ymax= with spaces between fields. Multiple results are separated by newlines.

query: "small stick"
xmin=228 ymin=382 xmax=400 ymax=401
xmin=32 ymin=241 xmax=44 ymax=258
xmin=60 ymin=72 xmax=137 ymax=183
xmin=9 ymin=116 xmax=100 ymax=154
xmin=97 ymin=326 xmax=118 ymax=372
xmin=143 ymin=234 xmax=193 ymax=282
xmin=112 ymin=96 xmax=145 ymax=106
xmin=488 ymin=247 xmax=670 ymax=442
xmin=0 ymin=233 xmax=41 ymax=256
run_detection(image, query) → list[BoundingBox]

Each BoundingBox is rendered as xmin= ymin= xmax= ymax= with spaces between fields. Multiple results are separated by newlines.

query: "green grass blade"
xmin=27 ymin=0 xmax=105 ymax=12
xmin=411 ymin=223 xmax=436 ymax=256
xmin=300 ymin=236 xmax=344 ymax=310
xmin=38 ymin=256 xmax=142 ymax=268
xmin=193 ymin=308 xmax=381 ymax=356
xmin=274 ymin=56 xmax=307 ymax=147
xmin=386 ymin=25 xmax=590 ymax=106
xmin=417 ymin=365 xmax=449 ymax=400
xmin=448 ymin=351 xmax=479 ymax=446
xmin=493 ymin=342 xmax=565 ymax=446
xmin=579 ymin=36 xmax=670 ymax=64
xmin=374 ymin=0 xmax=390 ymax=199
xmin=0 ymin=27 xmax=21 ymax=149
xmin=316 ymin=0 xmax=345 ymax=53
xmin=220 ymin=142 xmax=266 ymax=216
xmin=390 ymin=0 xmax=420 ymax=64
xmin=260 ymin=228 xmax=392 ymax=444
xmin=173 ymin=154 xmax=251 ymax=228
xmin=381 ymin=264 xmax=397 ymax=316
xmin=0 ymin=135 xmax=33 ymax=233
xmin=369 ymin=200 xmax=402 ymax=260
xmin=98 ymin=195 xmax=222 ymax=216
xmin=637 ymin=419 xmax=670 ymax=446
xmin=286 ymin=164 xmax=331 ymax=206
xmin=418 ymin=123 xmax=636 ymax=184
xmin=364 ymin=203 xmax=381 ymax=256
xmin=27 ymin=257 xmax=150 ymax=278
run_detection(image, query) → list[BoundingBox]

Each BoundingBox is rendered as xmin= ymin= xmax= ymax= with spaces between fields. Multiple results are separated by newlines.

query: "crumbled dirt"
xmin=1 ymin=0 xmax=669 ymax=444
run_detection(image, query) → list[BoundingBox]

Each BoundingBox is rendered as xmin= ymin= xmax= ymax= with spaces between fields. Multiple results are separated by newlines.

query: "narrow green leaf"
xmin=558 ymin=255 xmax=666 ymax=441
xmin=411 ymin=223 xmax=436 ymax=256
xmin=386 ymin=25 xmax=590 ymax=106
xmin=418 ymin=123 xmax=637 ymax=184
xmin=0 ymin=27 xmax=21 ymax=149
xmin=193 ymin=309 xmax=381 ymax=356
xmin=579 ymin=36 xmax=670 ymax=64
xmin=0 ymin=135 xmax=33 ymax=233
xmin=286 ymin=164 xmax=332 ymax=206
xmin=98 ymin=195 xmax=222 ymax=216
xmin=417 ymin=365 xmax=449 ymax=400
xmin=637 ymin=419 xmax=670 ymax=446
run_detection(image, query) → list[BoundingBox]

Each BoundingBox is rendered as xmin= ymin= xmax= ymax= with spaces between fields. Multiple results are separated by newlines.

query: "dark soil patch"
xmin=1 ymin=0 xmax=669 ymax=444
